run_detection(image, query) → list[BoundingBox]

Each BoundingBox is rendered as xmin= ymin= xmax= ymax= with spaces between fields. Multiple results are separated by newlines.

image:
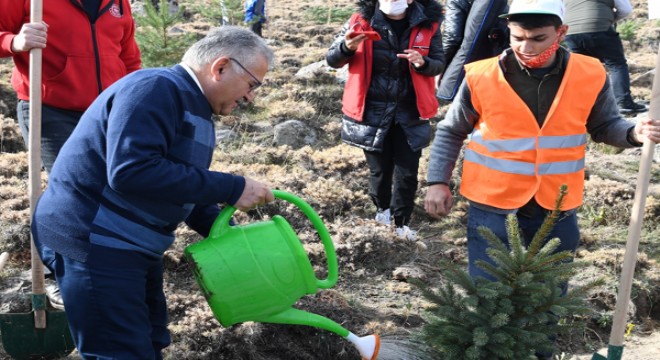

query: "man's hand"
xmin=11 ymin=22 xmax=48 ymax=53
xmin=233 ymin=177 xmax=274 ymax=212
xmin=633 ymin=118 xmax=660 ymax=144
xmin=424 ymin=183 xmax=453 ymax=219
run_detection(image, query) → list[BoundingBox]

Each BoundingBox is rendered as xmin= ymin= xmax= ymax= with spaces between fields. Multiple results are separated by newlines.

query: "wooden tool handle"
xmin=609 ymin=45 xmax=660 ymax=347
xmin=29 ymin=0 xmax=46 ymax=329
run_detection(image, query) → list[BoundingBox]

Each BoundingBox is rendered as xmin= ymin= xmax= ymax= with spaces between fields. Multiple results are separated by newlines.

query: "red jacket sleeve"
xmin=0 ymin=0 xmax=28 ymax=57
xmin=119 ymin=0 xmax=141 ymax=73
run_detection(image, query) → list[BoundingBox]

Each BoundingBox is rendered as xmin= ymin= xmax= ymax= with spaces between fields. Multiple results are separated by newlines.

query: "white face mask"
xmin=379 ymin=0 xmax=408 ymax=16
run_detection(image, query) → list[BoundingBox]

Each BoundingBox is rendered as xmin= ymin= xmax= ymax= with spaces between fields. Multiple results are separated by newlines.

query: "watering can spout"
xmin=346 ymin=332 xmax=380 ymax=360
xmin=260 ymin=307 xmax=349 ymax=337
xmin=261 ymin=308 xmax=379 ymax=360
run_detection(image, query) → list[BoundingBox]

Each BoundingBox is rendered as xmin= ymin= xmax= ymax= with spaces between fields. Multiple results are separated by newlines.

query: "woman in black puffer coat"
xmin=326 ymin=0 xmax=445 ymax=240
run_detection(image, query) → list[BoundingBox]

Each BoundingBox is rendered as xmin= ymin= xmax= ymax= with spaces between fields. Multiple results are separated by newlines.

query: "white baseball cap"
xmin=499 ymin=0 xmax=565 ymax=22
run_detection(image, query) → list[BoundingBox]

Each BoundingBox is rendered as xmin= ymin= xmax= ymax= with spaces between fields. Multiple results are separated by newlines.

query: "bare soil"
xmin=1 ymin=0 xmax=660 ymax=359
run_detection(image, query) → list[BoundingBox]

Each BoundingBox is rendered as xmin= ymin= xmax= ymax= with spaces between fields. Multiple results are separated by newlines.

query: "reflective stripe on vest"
xmin=460 ymin=53 xmax=606 ymax=210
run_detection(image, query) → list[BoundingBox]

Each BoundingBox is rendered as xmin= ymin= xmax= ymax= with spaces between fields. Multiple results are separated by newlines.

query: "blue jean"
xmin=466 ymin=205 xmax=580 ymax=292
xmin=17 ymin=100 xmax=83 ymax=173
xmin=37 ymin=242 xmax=171 ymax=359
xmin=564 ymin=27 xmax=633 ymax=105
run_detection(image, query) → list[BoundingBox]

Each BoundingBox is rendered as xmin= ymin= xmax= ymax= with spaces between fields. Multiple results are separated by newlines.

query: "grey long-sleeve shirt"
xmin=426 ymin=48 xmax=639 ymax=212
xmin=565 ymin=0 xmax=633 ymax=34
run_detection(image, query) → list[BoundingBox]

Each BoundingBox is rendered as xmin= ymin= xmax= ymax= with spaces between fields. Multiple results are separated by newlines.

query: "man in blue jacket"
xmin=31 ymin=26 xmax=274 ymax=359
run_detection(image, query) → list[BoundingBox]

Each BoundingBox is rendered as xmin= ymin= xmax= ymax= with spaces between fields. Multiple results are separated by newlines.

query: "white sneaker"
xmin=375 ymin=208 xmax=391 ymax=226
xmin=396 ymin=225 xmax=417 ymax=241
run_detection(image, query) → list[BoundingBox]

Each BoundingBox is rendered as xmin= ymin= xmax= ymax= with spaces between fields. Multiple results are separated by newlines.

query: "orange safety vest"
xmin=460 ymin=53 xmax=606 ymax=211
xmin=341 ymin=13 xmax=439 ymax=121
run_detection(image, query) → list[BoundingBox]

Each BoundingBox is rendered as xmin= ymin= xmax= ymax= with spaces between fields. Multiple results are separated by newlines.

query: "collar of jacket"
xmin=70 ymin=0 xmax=124 ymax=18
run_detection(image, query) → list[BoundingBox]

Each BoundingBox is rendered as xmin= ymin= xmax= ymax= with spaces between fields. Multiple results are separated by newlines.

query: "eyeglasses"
xmin=229 ymin=57 xmax=262 ymax=93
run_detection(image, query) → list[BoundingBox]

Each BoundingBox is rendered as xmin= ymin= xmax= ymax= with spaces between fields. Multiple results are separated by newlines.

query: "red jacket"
xmin=0 ymin=0 xmax=141 ymax=111
xmin=341 ymin=13 xmax=439 ymax=121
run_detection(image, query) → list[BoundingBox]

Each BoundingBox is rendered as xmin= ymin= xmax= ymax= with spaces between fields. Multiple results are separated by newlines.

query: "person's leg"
xmin=33 ymin=240 xmax=64 ymax=309
xmin=146 ymin=259 xmax=170 ymax=358
xmin=390 ymin=123 xmax=421 ymax=228
xmin=251 ymin=21 xmax=263 ymax=37
xmin=16 ymin=100 xmax=30 ymax=149
xmin=466 ymin=205 xmax=510 ymax=281
xmin=595 ymin=28 xmax=633 ymax=106
xmin=518 ymin=210 xmax=580 ymax=359
xmin=56 ymin=244 xmax=170 ymax=359
xmin=565 ymin=29 xmax=643 ymax=111
xmin=40 ymin=105 xmax=83 ymax=172
xmin=16 ymin=101 xmax=83 ymax=173
xmin=363 ymin=132 xmax=395 ymax=212
xmin=519 ymin=209 xmax=580 ymax=296
xmin=563 ymin=33 xmax=590 ymax=56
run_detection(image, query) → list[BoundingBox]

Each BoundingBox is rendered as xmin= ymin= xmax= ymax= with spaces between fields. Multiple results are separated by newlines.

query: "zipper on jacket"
xmin=90 ymin=23 xmax=103 ymax=95
xmin=91 ymin=1 xmax=118 ymax=95
xmin=75 ymin=0 xmax=117 ymax=95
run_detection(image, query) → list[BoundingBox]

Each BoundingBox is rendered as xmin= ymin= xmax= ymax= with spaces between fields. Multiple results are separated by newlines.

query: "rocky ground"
xmin=1 ymin=0 xmax=660 ymax=359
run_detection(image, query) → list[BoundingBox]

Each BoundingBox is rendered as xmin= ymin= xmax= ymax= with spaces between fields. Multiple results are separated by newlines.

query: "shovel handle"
xmin=608 ymin=45 xmax=660 ymax=348
xmin=28 ymin=0 xmax=46 ymax=329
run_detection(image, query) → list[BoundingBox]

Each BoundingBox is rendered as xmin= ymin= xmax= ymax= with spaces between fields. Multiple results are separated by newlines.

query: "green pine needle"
xmin=415 ymin=184 xmax=601 ymax=359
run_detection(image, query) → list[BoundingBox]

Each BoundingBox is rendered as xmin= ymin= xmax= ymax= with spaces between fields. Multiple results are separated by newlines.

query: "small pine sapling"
xmin=134 ymin=0 xmax=198 ymax=68
xmin=415 ymin=185 xmax=603 ymax=359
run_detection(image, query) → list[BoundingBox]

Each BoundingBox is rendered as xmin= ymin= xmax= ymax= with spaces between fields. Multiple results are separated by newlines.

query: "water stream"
xmin=375 ymin=336 xmax=437 ymax=360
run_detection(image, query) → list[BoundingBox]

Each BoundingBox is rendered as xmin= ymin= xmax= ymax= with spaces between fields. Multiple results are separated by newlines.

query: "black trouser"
xmin=363 ymin=123 xmax=421 ymax=227
xmin=250 ymin=21 xmax=263 ymax=37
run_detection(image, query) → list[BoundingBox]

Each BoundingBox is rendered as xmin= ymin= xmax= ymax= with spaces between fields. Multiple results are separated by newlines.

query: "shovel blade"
xmin=0 ymin=310 xmax=75 ymax=360
xmin=591 ymin=345 xmax=624 ymax=360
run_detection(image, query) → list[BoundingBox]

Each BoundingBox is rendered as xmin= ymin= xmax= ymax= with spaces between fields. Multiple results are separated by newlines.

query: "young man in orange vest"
xmin=424 ymin=1 xmax=660 ymax=356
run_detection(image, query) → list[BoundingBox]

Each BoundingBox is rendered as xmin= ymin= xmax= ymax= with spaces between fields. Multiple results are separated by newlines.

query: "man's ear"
xmin=211 ymin=57 xmax=231 ymax=80
xmin=558 ymin=24 xmax=569 ymax=41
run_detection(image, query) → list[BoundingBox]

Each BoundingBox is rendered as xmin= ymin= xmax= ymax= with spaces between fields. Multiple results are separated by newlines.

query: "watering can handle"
xmin=210 ymin=190 xmax=339 ymax=289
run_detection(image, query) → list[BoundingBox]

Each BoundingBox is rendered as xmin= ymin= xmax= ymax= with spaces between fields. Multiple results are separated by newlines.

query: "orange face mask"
xmin=516 ymin=36 xmax=561 ymax=69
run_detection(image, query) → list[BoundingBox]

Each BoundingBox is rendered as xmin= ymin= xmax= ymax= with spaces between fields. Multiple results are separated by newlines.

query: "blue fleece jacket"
xmin=32 ymin=65 xmax=246 ymax=262
xmin=244 ymin=0 xmax=266 ymax=23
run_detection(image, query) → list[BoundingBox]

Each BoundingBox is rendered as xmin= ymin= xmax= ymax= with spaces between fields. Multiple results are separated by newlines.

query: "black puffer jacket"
xmin=437 ymin=0 xmax=508 ymax=101
xmin=326 ymin=0 xmax=445 ymax=152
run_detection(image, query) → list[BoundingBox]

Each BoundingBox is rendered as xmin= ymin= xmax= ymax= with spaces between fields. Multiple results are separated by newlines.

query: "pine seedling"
xmin=191 ymin=0 xmax=245 ymax=26
xmin=134 ymin=0 xmax=198 ymax=68
xmin=415 ymin=185 xmax=603 ymax=359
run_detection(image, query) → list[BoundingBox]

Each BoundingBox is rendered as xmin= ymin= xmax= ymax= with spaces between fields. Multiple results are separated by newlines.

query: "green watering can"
xmin=185 ymin=190 xmax=379 ymax=360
